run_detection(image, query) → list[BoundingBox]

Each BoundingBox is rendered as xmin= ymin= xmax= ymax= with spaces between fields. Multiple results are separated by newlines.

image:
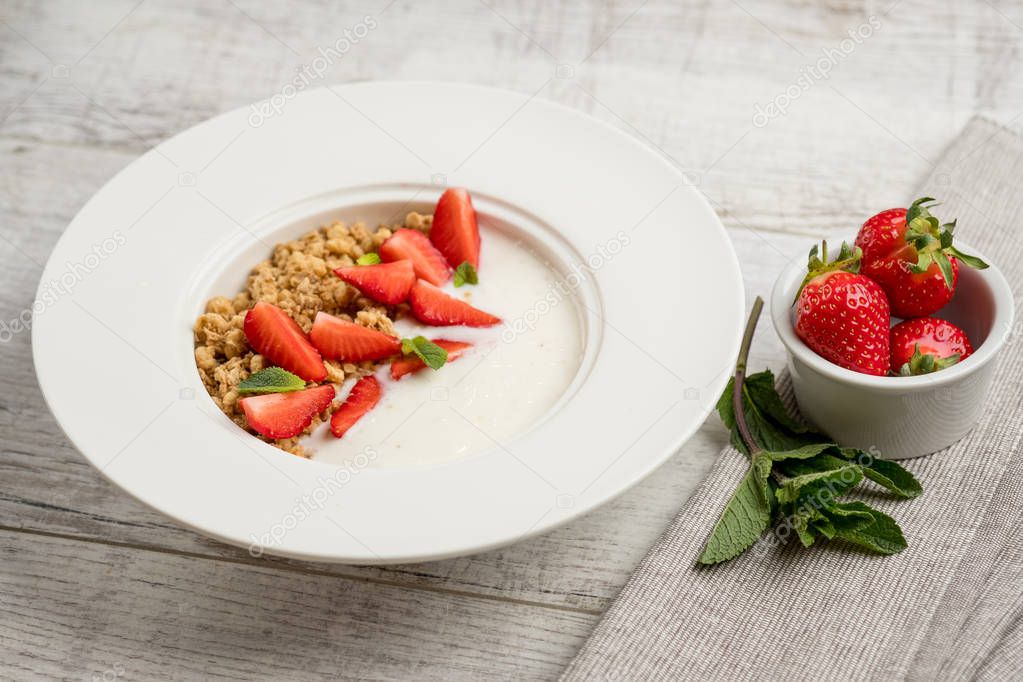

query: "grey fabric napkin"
xmin=562 ymin=117 xmax=1023 ymax=682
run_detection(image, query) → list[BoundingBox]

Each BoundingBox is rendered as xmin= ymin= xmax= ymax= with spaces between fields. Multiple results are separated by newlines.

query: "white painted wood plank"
xmin=0 ymin=530 xmax=596 ymax=681
xmin=0 ymin=135 xmax=797 ymax=611
xmin=3 ymin=0 xmax=1022 ymax=236
xmin=3 ymin=1 xmax=1023 ymax=676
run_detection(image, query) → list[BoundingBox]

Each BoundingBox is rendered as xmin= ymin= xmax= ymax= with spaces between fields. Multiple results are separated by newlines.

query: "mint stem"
xmin=732 ymin=297 xmax=764 ymax=458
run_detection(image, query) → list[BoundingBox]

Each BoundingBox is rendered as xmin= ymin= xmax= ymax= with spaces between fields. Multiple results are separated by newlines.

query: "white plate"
xmin=32 ymin=82 xmax=744 ymax=564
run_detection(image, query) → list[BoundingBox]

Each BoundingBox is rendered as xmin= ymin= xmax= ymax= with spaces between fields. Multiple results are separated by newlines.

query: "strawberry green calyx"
xmin=792 ymin=240 xmax=862 ymax=304
xmin=903 ymin=197 xmax=988 ymax=289
xmin=896 ymin=343 xmax=961 ymax=376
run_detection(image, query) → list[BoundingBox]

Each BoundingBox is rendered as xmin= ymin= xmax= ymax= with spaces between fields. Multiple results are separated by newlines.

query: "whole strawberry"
xmin=794 ymin=241 xmax=891 ymax=376
xmin=855 ymin=198 xmax=988 ymax=318
xmin=890 ymin=317 xmax=973 ymax=376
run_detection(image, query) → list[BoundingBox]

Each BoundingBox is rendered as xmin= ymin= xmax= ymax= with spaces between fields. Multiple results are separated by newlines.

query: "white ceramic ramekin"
xmin=770 ymin=241 xmax=1014 ymax=459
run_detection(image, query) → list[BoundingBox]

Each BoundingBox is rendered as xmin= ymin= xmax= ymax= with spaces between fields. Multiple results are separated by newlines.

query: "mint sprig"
xmin=237 ymin=367 xmax=306 ymax=394
xmin=698 ymin=297 xmax=921 ymax=565
xmin=401 ymin=336 xmax=448 ymax=370
xmin=453 ymin=261 xmax=478 ymax=287
xmin=356 ymin=252 xmax=381 ymax=265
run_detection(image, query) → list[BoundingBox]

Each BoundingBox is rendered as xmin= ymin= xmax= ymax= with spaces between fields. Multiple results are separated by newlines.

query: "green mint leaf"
xmin=826 ymin=501 xmax=908 ymax=554
xmin=777 ymin=451 xmax=853 ymax=479
xmin=788 ymin=497 xmax=873 ymax=548
xmin=401 ymin=336 xmax=448 ymax=370
xmin=744 ymin=371 xmax=816 ymax=434
xmin=356 ymin=253 xmax=381 ymax=265
xmin=453 ymin=261 xmax=478 ymax=287
xmin=764 ymin=443 xmax=836 ymax=462
xmin=775 ymin=465 xmax=863 ymax=506
xmin=860 ymin=458 xmax=922 ymax=499
xmin=716 ymin=372 xmax=823 ymax=458
xmin=817 ymin=501 xmax=876 ymax=540
xmin=830 ymin=448 xmax=921 ymax=498
xmin=237 ymin=367 xmax=306 ymax=394
xmin=812 ymin=515 xmax=837 ymax=539
xmin=710 ymin=306 xmax=919 ymax=563
xmin=714 ymin=376 xmax=739 ymax=427
xmin=751 ymin=454 xmax=773 ymax=503
xmin=791 ymin=507 xmax=820 ymax=547
xmin=698 ymin=456 xmax=773 ymax=565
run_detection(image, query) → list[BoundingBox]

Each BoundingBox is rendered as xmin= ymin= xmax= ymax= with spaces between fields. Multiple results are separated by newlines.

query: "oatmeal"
xmin=194 ymin=213 xmax=432 ymax=456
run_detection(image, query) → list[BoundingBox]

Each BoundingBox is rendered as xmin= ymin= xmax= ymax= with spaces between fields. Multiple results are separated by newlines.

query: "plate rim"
xmin=31 ymin=81 xmax=745 ymax=563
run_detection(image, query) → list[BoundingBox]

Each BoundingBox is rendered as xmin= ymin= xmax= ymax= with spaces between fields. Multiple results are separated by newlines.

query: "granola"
xmin=194 ymin=212 xmax=432 ymax=456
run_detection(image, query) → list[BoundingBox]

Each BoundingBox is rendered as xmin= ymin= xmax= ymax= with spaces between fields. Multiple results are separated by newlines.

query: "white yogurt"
xmin=311 ymin=228 xmax=584 ymax=468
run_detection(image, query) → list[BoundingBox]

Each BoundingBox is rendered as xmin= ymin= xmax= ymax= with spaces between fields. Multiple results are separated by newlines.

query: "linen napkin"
xmin=562 ymin=117 xmax=1023 ymax=682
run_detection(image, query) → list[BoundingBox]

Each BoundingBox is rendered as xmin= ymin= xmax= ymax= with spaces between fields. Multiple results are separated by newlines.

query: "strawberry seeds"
xmin=794 ymin=198 xmax=986 ymax=377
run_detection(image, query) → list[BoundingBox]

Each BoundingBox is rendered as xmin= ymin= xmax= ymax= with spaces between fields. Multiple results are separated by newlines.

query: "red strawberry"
xmin=330 ymin=375 xmax=382 ymax=438
xmin=244 ymin=302 xmax=327 ymax=382
xmin=240 ymin=385 xmax=335 ymax=439
xmin=430 ymin=188 xmax=481 ymax=270
xmin=408 ymin=280 xmax=501 ymax=327
xmin=380 ymin=229 xmax=451 ymax=285
xmin=334 ymin=260 xmax=415 ymax=305
xmin=390 ymin=339 xmax=473 ymax=380
xmin=890 ymin=317 xmax=973 ymax=376
xmin=855 ymin=198 xmax=988 ymax=317
xmin=309 ymin=312 xmax=401 ymax=362
xmin=794 ymin=242 xmax=891 ymax=376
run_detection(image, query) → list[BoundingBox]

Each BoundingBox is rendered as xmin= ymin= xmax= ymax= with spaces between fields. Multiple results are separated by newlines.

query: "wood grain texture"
xmin=5 ymin=0 xmax=1023 ymax=239
xmin=0 ymin=530 xmax=595 ymax=680
xmin=2 ymin=0 xmax=1022 ymax=678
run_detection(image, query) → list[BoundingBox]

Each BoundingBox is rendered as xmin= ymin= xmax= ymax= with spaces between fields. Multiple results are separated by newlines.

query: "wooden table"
xmin=3 ymin=1 xmax=1021 ymax=678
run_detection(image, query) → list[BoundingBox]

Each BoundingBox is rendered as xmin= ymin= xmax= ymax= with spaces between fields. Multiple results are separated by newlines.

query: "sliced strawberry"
xmin=334 ymin=260 xmax=415 ymax=305
xmin=309 ymin=312 xmax=401 ymax=362
xmin=379 ymin=229 xmax=451 ymax=285
xmin=243 ymin=302 xmax=327 ymax=382
xmin=390 ymin=340 xmax=473 ymax=380
xmin=430 ymin=188 xmax=481 ymax=270
xmin=240 ymin=385 xmax=335 ymax=439
xmin=330 ymin=376 xmax=382 ymax=438
xmin=408 ymin=280 xmax=501 ymax=327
